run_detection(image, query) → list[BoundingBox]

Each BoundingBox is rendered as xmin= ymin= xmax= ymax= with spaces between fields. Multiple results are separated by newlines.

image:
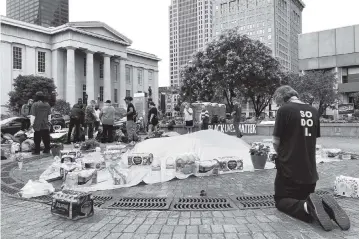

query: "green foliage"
xmin=8 ymin=75 xmax=57 ymax=113
xmin=285 ymin=70 xmax=339 ymax=116
xmin=180 ymin=29 xmax=282 ymax=116
xmin=53 ymin=99 xmax=71 ymax=116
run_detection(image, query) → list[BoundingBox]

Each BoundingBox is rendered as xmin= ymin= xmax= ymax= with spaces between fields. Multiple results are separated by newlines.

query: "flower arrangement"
xmin=80 ymin=139 xmax=100 ymax=151
xmin=249 ymin=142 xmax=270 ymax=156
xmin=13 ymin=153 xmax=24 ymax=162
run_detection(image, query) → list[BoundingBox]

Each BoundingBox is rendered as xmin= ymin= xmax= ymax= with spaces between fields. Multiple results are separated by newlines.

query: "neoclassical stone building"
xmin=0 ymin=16 xmax=160 ymax=111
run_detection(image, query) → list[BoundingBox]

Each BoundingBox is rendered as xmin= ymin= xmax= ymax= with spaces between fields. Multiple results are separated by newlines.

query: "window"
xmin=114 ymin=89 xmax=118 ymax=103
xmin=13 ymin=46 xmax=22 ymax=69
xmin=268 ymin=27 xmax=272 ymax=32
xmin=37 ymin=51 xmax=46 ymax=73
xmin=83 ymin=84 xmax=86 ymax=91
xmin=268 ymin=35 xmax=272 ymax=40
xmin=99 ymin=86 xmax=104 ymax=101
xmin=137 ymin=69 xmax=143 ymax=85
xmin=100 ymin=60 xmax=104 ymax=78
xmin=126 ymin=66 xmax=131 ymax=84
xmin=126 ymin=90 xmax=131 ymax=97
xmin=84 ymin=57 xmax=86 ymax=76
xmin=148 ymin=71 xmax=153 ymax=81
xmin=114 ymin=64 xmax=118 ymax=82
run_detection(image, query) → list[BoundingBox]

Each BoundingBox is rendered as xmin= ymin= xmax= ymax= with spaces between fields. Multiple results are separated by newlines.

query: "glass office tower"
xmin=6 ymin=0 xmax=69 ymax=27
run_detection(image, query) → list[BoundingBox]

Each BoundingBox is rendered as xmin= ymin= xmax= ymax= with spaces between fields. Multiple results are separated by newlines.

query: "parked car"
xmin=51 ymin=114 xmax=66 ymax=128
xmin=0 ymin=117 xmax=30 ymax=135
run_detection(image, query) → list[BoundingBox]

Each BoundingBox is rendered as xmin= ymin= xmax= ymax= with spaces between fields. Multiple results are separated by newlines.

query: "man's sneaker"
xmin=306 ymin=193 xmax=333 ymax=231
xmin=322 ymin=195 xmax=350 ymax=230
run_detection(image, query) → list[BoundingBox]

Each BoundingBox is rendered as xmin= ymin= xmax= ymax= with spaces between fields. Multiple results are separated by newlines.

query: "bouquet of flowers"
xmin=13 ymin=153 xmax=24 ymax=169
xmin=249 ymin=142 xmax=270 ymax=156
xmin=80 ymin=139 xmax=100 ymax=151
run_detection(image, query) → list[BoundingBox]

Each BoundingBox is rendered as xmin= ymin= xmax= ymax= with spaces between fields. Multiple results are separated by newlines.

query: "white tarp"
xmin=41 ymin=130 xmax=275 ymax=192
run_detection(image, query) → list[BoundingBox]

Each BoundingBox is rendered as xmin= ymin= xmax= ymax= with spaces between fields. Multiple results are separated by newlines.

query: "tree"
xmin=53 ymin=99 xmax=71 ymax=116
xmin=8 ymin=75 xmax=57 ymax=113
xmin=350 ymin=92 xmax=359 ymax=109
xmin=180 ymin=28 xmax=282 ymax=116
xmin=285 ymin=70 xmax=339 ymax=116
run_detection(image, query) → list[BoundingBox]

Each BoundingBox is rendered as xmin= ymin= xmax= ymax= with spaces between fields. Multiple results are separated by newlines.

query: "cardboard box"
xmin=334 ymin=175 xmax=359 ymax=198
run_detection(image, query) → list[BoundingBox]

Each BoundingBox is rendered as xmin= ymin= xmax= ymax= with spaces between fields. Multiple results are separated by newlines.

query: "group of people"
xmin=67 ymin=99 xmax=114 ymax=144
xmin=183 ymin=101 xmax=243 ymax=138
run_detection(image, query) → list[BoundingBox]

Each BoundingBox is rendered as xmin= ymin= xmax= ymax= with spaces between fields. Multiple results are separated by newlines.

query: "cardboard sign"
xmin=338 ymin=104 xmax=354 ymax=114
xmin=208 ymin=123 xmax=257 ymax=135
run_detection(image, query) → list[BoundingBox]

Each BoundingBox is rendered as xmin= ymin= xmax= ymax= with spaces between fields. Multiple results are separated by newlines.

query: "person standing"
xmin=272 ymin=85 xmax=350 ymax=231
xmin=100 ymin=100 xmax=115 ymax=143
xmin=124 ymin=97 xmax=137 ymax=144
xmin=94 ymin=105 xmax=101 ymax=131
xmin=21 ymin=99 xmax=33 ymax=130
xmin=30 ymin=92 xmax=51 ymax=155
xmin=200 ymin=105 xmax=210 ymax=130
xmin=84 ymin=100 xmax=97 ymax=139
xmin=232 ymin=100 xmax=243 ymax=138
xmin=67 ymin=103 xmax=84 ymax=143
xmin=148 ymin=102 xmax=159 ymax=136
xmin=184 ymin=103 xmax=194 ymax=134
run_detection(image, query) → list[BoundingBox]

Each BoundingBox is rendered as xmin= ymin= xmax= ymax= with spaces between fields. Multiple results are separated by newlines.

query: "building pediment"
xmin=67 ymin=21 xmax=133 ymax=46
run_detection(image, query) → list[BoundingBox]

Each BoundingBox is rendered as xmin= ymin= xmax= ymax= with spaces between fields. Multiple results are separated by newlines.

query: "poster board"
xmin=208 ymin=123 xmax=257 ymax=135
xmin=133 ymin=93 xmax=147 ymax=123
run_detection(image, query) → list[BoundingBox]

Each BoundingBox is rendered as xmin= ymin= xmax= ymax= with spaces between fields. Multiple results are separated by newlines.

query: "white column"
xmin=103 ymin=54 xmax=112 ymax=102
xmin=66 ymin=47 xmax=76 ymax=106
xmin=52 ymin=49 xmax=62 ymax=99
xmin=144 ymin=69 xmax=149 ymax=96
xmin=86 ymin=50 xmax=95 ymax=102
xmin=132 ymin=67 xmax=137 ymax=95
xmin=153 ymin=70 xmax=159 ymax=108
xmin=119 ymin=58 xmax=127 ymax=108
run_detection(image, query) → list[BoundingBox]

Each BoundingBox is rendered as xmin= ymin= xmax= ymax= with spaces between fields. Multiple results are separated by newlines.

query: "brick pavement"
xmin=2 ymin=159 xmax=359 ymax=238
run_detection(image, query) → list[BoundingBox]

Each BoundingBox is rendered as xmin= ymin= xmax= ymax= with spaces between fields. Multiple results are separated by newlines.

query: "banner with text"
xmin=208 ymin=123 xmax=257 ymax=135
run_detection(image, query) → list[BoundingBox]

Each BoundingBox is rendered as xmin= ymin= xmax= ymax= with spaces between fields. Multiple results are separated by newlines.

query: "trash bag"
xmin=20 ymin=179 xmax=55 ymax=198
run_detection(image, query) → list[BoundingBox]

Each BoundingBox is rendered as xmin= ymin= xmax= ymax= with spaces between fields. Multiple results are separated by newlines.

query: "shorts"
xmin=185 ymin=120 xmax=193 ymax=127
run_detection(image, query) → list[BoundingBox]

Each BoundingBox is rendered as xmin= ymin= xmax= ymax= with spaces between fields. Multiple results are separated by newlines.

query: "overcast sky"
xmin=1 ymin=0 xmax=359 ymax=87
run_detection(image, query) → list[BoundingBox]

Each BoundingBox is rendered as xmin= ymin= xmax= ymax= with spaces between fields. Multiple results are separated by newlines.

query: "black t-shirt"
xmin=148 ymin=108 xmax=158 ymax=124
xmin=273 ymin=102 xmax=320 ymax=184
xmin=127 ymin=103 xmax=136 ymax=121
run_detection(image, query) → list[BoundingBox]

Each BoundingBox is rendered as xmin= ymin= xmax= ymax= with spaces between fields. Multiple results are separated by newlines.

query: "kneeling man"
xmin=272 ymin=85 xmax=350 ymax=231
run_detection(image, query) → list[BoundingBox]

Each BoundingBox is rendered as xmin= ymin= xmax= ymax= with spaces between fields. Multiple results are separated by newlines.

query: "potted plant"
xmin=249 ymin=142 xmax=270 ymax=170
xmin=14 ymin=153 xmax=24 ymax=170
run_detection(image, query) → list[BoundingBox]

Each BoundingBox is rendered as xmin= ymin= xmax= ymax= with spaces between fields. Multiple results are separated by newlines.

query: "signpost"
xmin=208 ymin=123 xmax=257 ymax=135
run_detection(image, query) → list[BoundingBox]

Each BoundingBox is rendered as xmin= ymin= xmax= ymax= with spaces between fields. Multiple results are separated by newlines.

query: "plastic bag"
xmin=20 ymin=179 xmax=55 ymax=198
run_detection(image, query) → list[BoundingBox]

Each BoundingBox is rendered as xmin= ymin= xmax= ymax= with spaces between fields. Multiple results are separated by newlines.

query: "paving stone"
xmin=211 ymin=225 xmax=225 ymax=234
xmin=191 ymin=212 xmax=201 ymax=218
xmin=143 ymin=218 xmax=157 ymax=225
xmin=123 ymin=224 xmax=140 ymax=233
xmin=246 ymin=223 xmax=263 ymax=233
xmin=172 ymin=234 xmax=186 ymax=239
xmin=187 ymin=225 xmax=199 ymax=234
xmin=212 ymin=234 xmax=226 ymax=239
xmin=225 ymin=233 xmax=239 ymax=239
xmin=178 ymin=218 xmax=190 ymax=225
xmin=136 ymin=224 xmax=151 ymax=234
xmin=106 ymin=233 xmax=123 ymax=239
xmin=111 ymin=217 xmax=125 ymax=224
xmin=148 ymin=225 xmax=163 ymax=234
xmin=167 ymin=218 xmax=179 ymax=225
xmin=111 ymin=224 xmax=128 ymax=233
xmin=161 ymin=225 xmax=175 ymax=234
xmin=237 ymin=233 xmax=253 ymax=239
xmin=53 ymin=231 xmax=79 ymax=239
xmin=262 ymin=232 xmax=280 ymax=239
xmin=257 ymin=223 xmax=275 ymax=232
xmin=144 ymin=234 xmax=160 ymax=239
xmin=173 ymin=225 xmax=186 ymax=234
xmin=119 ymin=233 xmax=134 ymax=239
xmin=199 ymin=225 xmax=212 ymax=234
xmin=190 ymin=218 xmax=201 ymax=225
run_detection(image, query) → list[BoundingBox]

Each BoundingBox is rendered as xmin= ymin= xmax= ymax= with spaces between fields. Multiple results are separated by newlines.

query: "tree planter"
xmin=250 ymin=154 xmax=267 ymax=169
